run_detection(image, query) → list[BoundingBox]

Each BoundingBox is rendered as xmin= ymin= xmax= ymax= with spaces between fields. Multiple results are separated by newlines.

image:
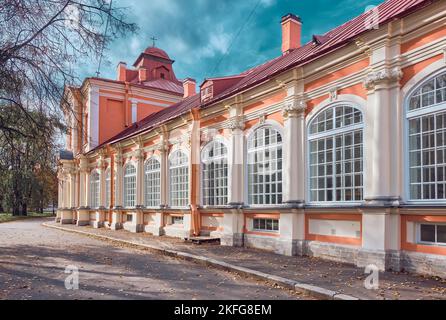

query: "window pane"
xmin=420 ymin=224 xmax=436 ymax=242
xmin=308 ymin=105 xmax=363 ymax=203
xmin=247 ymin=126 xmax=283 ymax=205
xmin=437 ymin=225 xmax=446 ymax=243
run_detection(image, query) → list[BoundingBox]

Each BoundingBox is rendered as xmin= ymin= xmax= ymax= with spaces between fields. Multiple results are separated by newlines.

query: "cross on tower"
xmin=150 ymin=36 xmax=158 ymax=47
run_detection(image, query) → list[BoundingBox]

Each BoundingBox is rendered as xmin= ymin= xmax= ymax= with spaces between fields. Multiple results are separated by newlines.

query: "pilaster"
xmin=282 ymin=79 xmax=306 ymax=206
xmin=225 ymin=104 xmax=245 ymax=206
xmin=363 ymin=39 xmax=403 ymax=207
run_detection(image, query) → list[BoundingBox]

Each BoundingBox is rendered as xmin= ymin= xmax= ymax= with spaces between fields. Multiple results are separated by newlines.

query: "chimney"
xmin=117 ymin=62 xmax=127 ymax=81
xmin=139 ymin=67 xmax=147 ymax=82
xmin=281 ymin=13 xmax=302 ymax=55
xmin=183 ymin=78 xmax=196 ymax=98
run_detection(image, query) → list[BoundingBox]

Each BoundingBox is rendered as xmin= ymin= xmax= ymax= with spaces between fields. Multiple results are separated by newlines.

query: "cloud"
xmin=79 ymin=0 xmax=384 ymax=86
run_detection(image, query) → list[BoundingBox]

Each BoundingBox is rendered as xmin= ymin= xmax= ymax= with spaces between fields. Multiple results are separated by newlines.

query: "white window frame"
xmin=307 ymin=102 xmax=364 ymax=206
xmin=89 ymin=170 xmax=100 ymax=209
xmin=252 ymin=218 xmax=279 ymax=233
xmin=168 ymin=149 xmax=189 ymax=208
xmin=405 ymin=69 xmax=446 ymax=204
xmin=123 ymin=163 xmax=137 ymax=208
xmin=246 ymin=122 xmax=284 ymax=207
xmin=144 ymin=156 xmax=161 ymax=208
xmin=201 ymin=139 xmax=229 ymax=207
xmin=417 ymin=222 xmax=446 ymax=246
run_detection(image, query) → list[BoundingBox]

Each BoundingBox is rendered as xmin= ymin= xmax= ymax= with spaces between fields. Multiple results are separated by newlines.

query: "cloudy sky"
xmin=84 ymin=0 xmax=383 ymax=86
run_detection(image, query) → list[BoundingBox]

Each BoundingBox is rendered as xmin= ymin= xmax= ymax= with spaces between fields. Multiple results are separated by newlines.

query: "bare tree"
xmin=0 ymin=0 xmax=137 ymax=138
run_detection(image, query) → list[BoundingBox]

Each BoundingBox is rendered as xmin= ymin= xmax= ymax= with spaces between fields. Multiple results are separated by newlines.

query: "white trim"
xmin=402 ymin=60 xmax=446 ymax=98
xmin=306 ymin=95 xmax=367 ymax=125
xmin=123 ymin=162 xmax=137 ymax=208
xmin=200 ymin=138 xmax=229 ymax=207
xmin=306 ymin=101 xmax=365 ymax=205
xmin=168 ymin=149 xmax=190 ymax=208
xmin=403 ymin=66 xmax=446 ymax=203
xmin=245 ymin=122 xmax=284 ymax=206
xmin=245 ymin=119 xmax=284 ymax=140
xmin=143 ymin=156 xmax=162 ymax=208
xmin=131 ymin=100 xmax=138 ymax=124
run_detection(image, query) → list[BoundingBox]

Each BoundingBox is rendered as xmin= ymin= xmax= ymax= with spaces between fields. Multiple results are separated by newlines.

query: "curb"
xmin=43 ymin=222 xmax=360 ymax=301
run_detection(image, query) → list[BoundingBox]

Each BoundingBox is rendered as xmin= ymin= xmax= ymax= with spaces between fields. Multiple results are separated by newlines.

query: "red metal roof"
xmin=88 ymin=0 xmax=434 ymax=154
xmin=141 ymin=78 xmax=184 ymax=95
xmin=204 ymin=0 xmax=434 ymax=107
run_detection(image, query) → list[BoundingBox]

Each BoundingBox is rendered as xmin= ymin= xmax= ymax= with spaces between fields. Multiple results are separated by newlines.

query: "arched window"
xmin=407 ymin=71 xmax=446 ymax=201
xmin=169 ymin=150 xmax=189 ymax=207
xmin=202 ymin=140 xmax=228 ymax=206
xmin=308 ymin=104 xmax=364 ymax=203
xmin=144 ymin=157 xmax=161 ymax=207
xmin=247 ymin=125 xmax=283 ymax=205
xmin=90 ymin=170 xmax=100 ymax=208
xmin=105 ymin=169 xmax=111 ymax=208
xmin=123 ymin=163 xmax=136 ymax=208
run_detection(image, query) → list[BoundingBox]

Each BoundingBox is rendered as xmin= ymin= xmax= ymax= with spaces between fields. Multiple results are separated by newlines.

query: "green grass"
xmin=0 ymin=212 xmax=54 ymax=223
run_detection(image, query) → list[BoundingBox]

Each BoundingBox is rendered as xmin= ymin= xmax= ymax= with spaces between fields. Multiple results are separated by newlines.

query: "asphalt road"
xmin=0 ymin=219 xmax=305 ymax=300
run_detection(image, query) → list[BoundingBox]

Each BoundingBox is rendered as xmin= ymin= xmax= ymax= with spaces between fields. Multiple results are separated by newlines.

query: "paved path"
xmin=47 ymin=221 xmax=446 ymax=300
xmin=0 ymin=219 xmax=306 ymax=300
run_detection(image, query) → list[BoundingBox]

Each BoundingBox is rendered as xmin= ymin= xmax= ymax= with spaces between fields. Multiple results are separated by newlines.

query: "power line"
xmin=210 ymin=0 xmax=262 ymax=76
xmin=96 ymin=0 xmax=113 ymax=77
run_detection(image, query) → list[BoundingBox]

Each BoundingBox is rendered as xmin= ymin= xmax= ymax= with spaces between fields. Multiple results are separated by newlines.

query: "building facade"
xmin=58 ymin=0 xmax=446 ymax=278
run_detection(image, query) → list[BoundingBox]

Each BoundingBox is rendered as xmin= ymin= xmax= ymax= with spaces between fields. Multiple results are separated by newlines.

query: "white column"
xmin=70 ymin=170 xmax=76 ymax=209
xmin=114 ymin=154 xmax=124 ymax=208
xmin=85 ymin=171 xmax=91 ymax=208
xmin=363 ymin=42 xmax=402 ymax=206
xmin=135 ymin=149 xmax=144 ymax=207
xmin=79 ymin=156 xmax=88 ymax=208
xmin=159 ymin=134 xmax=169 ymax=207
xmin=131 ymin=99 xmax=138 ymax=124
xmin=58 ymin=173 xmax=64 ymax=209
xmin=226 ymin=113 xmax=245 ymax=205
xmin=359 ymin=40 xmax=403 ymax=271
xmin=62 ymin=180 xmax=68 ymax=209
xmin=99 ymin=163 xmax=106 ymax=208
xmin=87 ymin=86 xmax=100 ymax=151
xmin=282 ymin=93 xmax=306 ymax=205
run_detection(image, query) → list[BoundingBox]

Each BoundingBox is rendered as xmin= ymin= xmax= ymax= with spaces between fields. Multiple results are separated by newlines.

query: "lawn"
xmin=0 ymin=212 xmax=54 ymax=223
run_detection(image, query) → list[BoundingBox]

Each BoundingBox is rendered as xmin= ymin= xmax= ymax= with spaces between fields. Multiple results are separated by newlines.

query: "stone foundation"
xmin=220 ymin=233 xmax=244 ymax=247
xmin=400 ymin=251 xmax=446 ymax=278
xmin=303 ymin=241 xmax=359 ymax=265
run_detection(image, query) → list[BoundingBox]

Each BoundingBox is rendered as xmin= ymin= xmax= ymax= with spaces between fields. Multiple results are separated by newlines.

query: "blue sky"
xmin=84 ymin=0 xmax=383 ymax=86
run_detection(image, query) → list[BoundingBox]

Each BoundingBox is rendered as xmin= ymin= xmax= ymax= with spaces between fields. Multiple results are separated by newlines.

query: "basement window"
xmin=419 ymin=223 xmax=446 ymax=245
xmin=172 ymin=216 xmax=184 ymax=225
xmin=126 ymin=214 xmax=133 ymax=222
xmin=253 ymin=218 xmax=279 ymax=232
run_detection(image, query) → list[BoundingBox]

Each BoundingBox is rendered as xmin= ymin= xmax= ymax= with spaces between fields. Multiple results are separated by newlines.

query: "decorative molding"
xmin=443 ymin=47 xmax=446 ymax=64
xmin=114 ymin=153 xmax=124 ymax=167
xmin=223 ymin=115 xmax=245 ymax=131
xmin=133 ymin=148 xmax=144 ymax=161
xmin=363 ymin=67 xmax=403 ymax=91
xmin=259 ymin=113 xmax=266 ymax=125
xmin=355 ymin=38 xmax=372 ymax=57
xmin=282 ymin=97 xmax=306 ymax=119
xmin=329 ymin=87 xmax=338 ymax=101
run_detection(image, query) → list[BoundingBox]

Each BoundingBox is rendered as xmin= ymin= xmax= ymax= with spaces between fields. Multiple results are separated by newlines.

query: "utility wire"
xmin=210 ymin=0 xmax=262 ymax=76
xmin=96 ymin=0 xmax=113 ymax=77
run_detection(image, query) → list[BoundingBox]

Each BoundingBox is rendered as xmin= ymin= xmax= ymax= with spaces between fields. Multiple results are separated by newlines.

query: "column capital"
xmin=282 ymin=97 xmax=306 ymax=120
xmin=133 ymin=148 xmax=144 ymax=161
xmin=363 ymin=67 xmax=403 ymax=91
xmin=114 ymin=153 xmax=124 ymax=166
xmin=224 ymin=115 xmax=245 ymax=131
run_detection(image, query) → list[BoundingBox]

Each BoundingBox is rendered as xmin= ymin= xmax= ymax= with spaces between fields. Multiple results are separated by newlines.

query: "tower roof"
xmin=143 ymin=46 xmax=171 ymax=60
